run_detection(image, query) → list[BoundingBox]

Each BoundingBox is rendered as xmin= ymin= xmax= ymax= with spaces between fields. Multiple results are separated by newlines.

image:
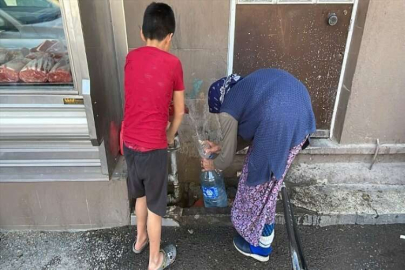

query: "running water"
xmin=184 ymin=97 xmax=228 ymax=207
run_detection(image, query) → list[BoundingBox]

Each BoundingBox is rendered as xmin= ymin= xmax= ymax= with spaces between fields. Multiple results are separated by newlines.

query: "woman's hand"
xmin=201 ymin=158 xmax=215 ymax=171
xmin=204 ymin=141 xmax=221 ymax=155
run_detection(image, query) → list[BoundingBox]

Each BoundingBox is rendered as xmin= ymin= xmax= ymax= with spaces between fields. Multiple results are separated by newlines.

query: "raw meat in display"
xmin=31 ymin=40 xmax=66 ymax=54
xmin=1 ymin=41 xmax=69 ymax=84
xmin=48 ymin=57 xmax=72 ymax=83
xmin=31 ymin=40 xmax=56 ymax=52
xmin=49 ymin=52 xmax=68 ymax=62
xmin=0 ymin=69 xmax=6 ymax=82
xmin=46 ymin=41 xmax=65 ymax=54
xmin=0 ymin=48 xmax=12 ymax=65
xmin=27 ymin=51 xmax=67 ymax=63
xmin=0 ymin=58 xmax=31 ymax=83
xmin=9 ymin=48 xmax=30 ymax=60
xmin=26 ymin=51 xmax=46 ymax=60
xmin=19 ymin=55 xmax=55 ymax=83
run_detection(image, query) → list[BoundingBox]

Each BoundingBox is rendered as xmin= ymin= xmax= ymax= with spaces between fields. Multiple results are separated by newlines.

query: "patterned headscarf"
xmin=208 ymin=74 xmax=243 ymax=113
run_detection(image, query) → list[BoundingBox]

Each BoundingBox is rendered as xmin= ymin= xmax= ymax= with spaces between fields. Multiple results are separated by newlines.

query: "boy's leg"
xmin=123 ymin=144 xmax=149 ymax=251
xmin=143 ymin=149 xmax=172 ymax=269
xmin=135 ymin=196 xmax=148 ymax=250
xmin=147 ymin=209 xmax=163 ymax=269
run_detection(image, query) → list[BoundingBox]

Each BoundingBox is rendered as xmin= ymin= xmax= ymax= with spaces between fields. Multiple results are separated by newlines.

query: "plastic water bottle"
xmin=200 ymin=170 xmax=228 ymax=208
xmin=197 ymin=140 xmax=218 ymax=160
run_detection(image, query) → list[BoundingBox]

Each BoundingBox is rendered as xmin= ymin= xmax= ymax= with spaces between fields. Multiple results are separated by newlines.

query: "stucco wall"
xmin=0 ymin=180 xmax=130 ymax=230
xmin=123 ymin=0 xmax=231 ymax=182
xmin=124 ymin=0 xmax=230 ymax=96
xmin=340 ymin=0 xmax=405 ymax=144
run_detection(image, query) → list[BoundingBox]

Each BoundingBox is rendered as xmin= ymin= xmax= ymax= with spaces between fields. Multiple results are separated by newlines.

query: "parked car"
xmin=0 ymin=0 xmax=65 ymax=49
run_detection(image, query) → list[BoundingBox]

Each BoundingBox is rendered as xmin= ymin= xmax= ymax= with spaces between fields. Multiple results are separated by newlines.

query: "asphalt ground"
xmin=1 ymin=224 xmax=404 ymax=270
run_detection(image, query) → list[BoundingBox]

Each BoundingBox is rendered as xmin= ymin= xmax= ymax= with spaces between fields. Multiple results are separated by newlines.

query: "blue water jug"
xmin=200 ymin=170 xmax=228 ymax=208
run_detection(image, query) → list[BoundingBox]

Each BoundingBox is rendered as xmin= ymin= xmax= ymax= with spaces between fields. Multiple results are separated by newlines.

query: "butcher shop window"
xmin=0 ymin=0 xmax=73 ymax=87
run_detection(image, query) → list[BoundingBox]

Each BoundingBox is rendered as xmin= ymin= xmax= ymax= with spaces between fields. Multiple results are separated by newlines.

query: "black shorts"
xmin=124 ymin=144 xmax=168 ymax=217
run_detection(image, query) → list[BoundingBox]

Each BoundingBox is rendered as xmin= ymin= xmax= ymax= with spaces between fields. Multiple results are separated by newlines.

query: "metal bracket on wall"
xmin=82 ymin=79 xmax=99 ymax=146
xmin=369 ymin=138 xmax=380 ymax=170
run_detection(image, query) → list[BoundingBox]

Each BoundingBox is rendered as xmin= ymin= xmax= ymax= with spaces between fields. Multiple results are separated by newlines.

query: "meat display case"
xmin=0 ymin=0 xmax=125 ymax=182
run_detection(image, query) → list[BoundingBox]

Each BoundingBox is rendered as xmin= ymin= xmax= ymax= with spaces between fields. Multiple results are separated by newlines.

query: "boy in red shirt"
xmin=123 ymin=3 xmax=185 ymax=269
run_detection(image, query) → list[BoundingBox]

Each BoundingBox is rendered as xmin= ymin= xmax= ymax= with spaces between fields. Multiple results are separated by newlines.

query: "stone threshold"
xmin=236 ymin=139 xmax=405 ymax=156
xmin=131 ymin=200 xmax=405 ymax=227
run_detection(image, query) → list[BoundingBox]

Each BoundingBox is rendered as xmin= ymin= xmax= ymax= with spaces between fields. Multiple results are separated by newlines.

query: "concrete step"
xmin=223 ymin=144 xmax=405 ymax=180
xmin=286 ymin=162 xmax=405 ymax=186
xmin=131 ymin=160 xmax=405 ymax=228
xmin=289 ymin=183 xmax=405 ymax=226
xmin=132 ymin=183 xmax=405 ymax=227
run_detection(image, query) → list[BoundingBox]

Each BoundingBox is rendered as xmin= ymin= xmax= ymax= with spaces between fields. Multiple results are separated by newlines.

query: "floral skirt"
xmin=231 ymin=139 xmax=306 ymax=246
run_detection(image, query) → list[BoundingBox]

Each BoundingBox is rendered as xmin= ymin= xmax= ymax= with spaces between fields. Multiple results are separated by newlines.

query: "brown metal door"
xmin=233 ymin=4 xmax=353 ymax=130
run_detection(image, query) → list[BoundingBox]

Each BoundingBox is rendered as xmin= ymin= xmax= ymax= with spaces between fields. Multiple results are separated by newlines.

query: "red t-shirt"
xmin=123 ymin=46 xmax=184 ymax=150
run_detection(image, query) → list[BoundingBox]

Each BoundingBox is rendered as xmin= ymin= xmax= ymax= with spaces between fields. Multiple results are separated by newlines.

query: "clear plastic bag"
xmin=186 ymin=97 xmax=222 ymax=159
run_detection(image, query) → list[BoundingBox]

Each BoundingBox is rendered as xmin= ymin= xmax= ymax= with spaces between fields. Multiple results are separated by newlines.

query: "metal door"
xmin=233 ymin=3 xmax=353 ymax=130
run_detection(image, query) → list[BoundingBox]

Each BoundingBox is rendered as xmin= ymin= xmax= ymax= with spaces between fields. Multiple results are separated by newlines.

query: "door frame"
xmin=226 ymin=0 xmax=359 ymax=140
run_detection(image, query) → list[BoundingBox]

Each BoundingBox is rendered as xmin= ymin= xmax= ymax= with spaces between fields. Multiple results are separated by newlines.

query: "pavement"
xmin=1 ymin=224 xmax=405 ymax=270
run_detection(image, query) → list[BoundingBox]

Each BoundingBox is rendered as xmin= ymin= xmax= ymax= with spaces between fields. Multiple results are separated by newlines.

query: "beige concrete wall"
xmin=340 ymin=0 xmax=405 ymax=144
xmin=0 ymin=180 xmax=130 ymax=230
xmin=124 ymin=0 xmax=231 ymax=182
xmin=124 ymin=0 xmax=229 ymax=96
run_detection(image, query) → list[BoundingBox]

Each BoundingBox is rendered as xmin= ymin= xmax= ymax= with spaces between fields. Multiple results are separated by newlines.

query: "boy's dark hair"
xmin=142 ymin=2 xmax=175 ymax=41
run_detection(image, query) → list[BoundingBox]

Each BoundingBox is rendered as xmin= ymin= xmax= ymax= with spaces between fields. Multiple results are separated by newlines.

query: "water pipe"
xmin=167 ymin=135 xmax=181 ymax=204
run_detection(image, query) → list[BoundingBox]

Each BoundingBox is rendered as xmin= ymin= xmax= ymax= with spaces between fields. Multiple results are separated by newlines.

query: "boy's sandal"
xmin=157 ymin=244 xmax=177 ymax=270
xmin=132 ymin=238 xmax=149 ymax=254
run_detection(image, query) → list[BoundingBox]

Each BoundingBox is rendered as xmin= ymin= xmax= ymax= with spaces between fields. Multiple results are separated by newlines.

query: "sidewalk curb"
xmin=130 ymin=203 xmax=405 ymax=227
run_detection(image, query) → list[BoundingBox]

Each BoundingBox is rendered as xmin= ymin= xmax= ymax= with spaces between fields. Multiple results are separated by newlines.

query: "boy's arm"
xmin=167 ymin=90 xmax=185 ymax=144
